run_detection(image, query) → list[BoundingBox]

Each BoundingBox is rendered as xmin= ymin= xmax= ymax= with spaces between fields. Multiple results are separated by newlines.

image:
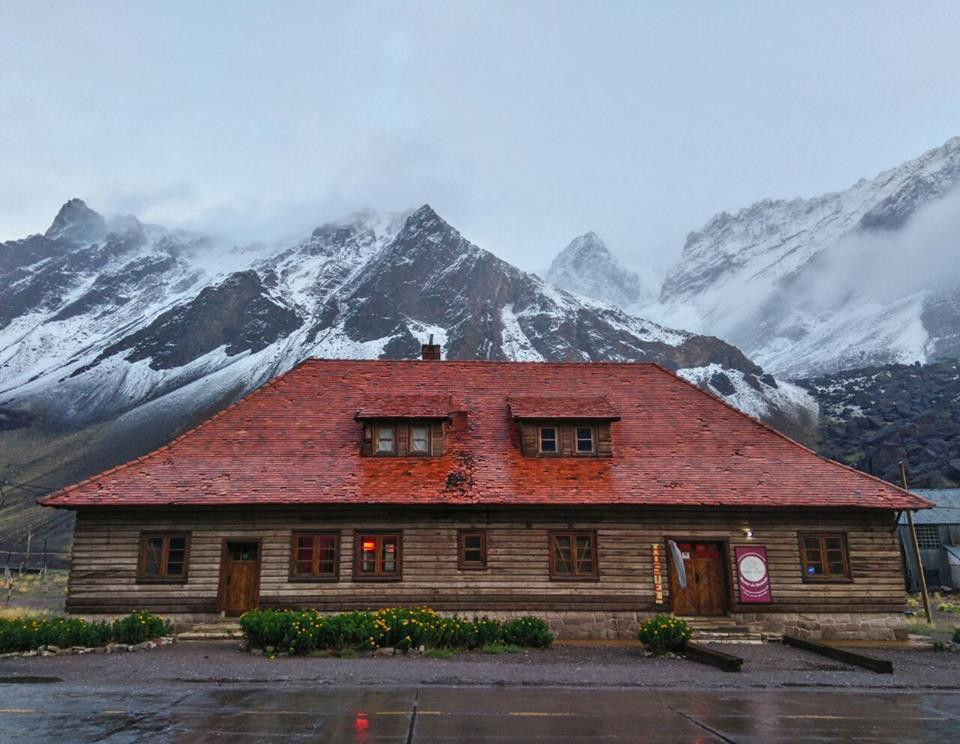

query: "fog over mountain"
xmin=0 ymin=200 xmax=814 ymax=554
xmin=548 ymin=136 xmax=960 ymax=379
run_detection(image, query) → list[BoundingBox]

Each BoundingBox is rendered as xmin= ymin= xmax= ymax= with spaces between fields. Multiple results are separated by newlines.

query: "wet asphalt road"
xmin=1 ymin=683 xmax=959 ymax=743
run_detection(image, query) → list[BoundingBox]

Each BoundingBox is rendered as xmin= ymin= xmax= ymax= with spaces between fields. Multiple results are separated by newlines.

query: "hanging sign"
xmin=651 ymin=543 xmax=665 ymax=604
xmin=735 ymin=546 xmax=771 ymax=603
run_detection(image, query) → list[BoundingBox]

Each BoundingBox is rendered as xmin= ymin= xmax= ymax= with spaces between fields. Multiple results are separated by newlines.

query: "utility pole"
xmin=900 ymin=462 xmax=932 ymax=624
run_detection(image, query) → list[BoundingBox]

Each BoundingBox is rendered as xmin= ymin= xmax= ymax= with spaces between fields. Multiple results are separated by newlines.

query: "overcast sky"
xmin=1 ymin=1 xmax=958 ymax=272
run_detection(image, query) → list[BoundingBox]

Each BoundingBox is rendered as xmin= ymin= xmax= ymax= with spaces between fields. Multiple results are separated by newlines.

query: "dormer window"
xmin=538 ymin=426 xmax=558 ymax=454
xmin=575 ymin=426 xmax=595 ymax=454
xmin=355 ymin=396 xmax=450 ymax=458
xmin=508 ymin=396 xmax=619 ymax=458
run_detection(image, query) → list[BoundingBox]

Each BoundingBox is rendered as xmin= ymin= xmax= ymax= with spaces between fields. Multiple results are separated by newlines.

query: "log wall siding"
xmin=65 ymin=507 xmax=905 ymax=615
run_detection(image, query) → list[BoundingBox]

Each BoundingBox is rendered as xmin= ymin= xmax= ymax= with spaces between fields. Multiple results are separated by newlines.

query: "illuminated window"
xmin=549 ymin=531 xmax=598 ymax=580
xmin=799 ymin=533 xmax=850 ymax=581
xmin=539 ymin=427 xmax=558 ymax=453
xmin=410 ymin=424 xmax=431 ymax=454
xmin=354 ymin=532 xmax=401 ymax=579
xmin=137 ymin=533 xmax=189 ymax=582
xmin=291 ymin=532 xmax=339 ymax=580
xmin=575 ymin=426 xmax=595 ymax=454
xmin=458 ymin=530 xmax=487 ymax=569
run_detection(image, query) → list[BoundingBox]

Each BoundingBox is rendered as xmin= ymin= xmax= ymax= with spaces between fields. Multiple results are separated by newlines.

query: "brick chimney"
xmin=421 ymin=334 xmax=441 ymax=361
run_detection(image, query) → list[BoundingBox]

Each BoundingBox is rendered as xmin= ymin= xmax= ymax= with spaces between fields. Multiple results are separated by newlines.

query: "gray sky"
xmin=1 ymin=1 xmax=958 ymax=272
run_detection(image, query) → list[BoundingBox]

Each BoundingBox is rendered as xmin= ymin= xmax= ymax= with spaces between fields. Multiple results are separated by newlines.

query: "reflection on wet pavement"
xmin=0 ymin=683 xmax=958 ymax=742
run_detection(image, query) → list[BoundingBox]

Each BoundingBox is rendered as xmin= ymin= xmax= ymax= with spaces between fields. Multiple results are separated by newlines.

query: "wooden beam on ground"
xmin=682 ymin=642 xmax=743 ymax=672
xmin=782 ymin=635 xmax=893 ymax=674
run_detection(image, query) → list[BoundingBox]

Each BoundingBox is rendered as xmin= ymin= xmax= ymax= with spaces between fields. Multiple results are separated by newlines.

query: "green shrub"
xmin=638 ymin=614 xmax=692 ymax=654
xmin=472 ymin=616 xmax=503 ymax=646
xmin=501 ymin=616 xmax=554 ymax=648
xmin=112 ymin=610 xmax=172 ymax=645
xmin=0 ymin=612 xmax=169 ymax=654
xmin=936 ymin=601 xmax=960 ymax=614
xmin=239 ymin=607 xmax=553 ymax=654
xmin=953 ymin=627 xmax=960 ymax=644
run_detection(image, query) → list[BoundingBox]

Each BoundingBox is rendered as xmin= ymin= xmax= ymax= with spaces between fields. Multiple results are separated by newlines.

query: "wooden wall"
xmin=65 ymin=505 xmax=905 ymax=615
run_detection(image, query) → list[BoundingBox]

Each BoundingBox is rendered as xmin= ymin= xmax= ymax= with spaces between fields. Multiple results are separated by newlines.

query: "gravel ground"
xmin=1 ymin=641 xmax=957 ymax=690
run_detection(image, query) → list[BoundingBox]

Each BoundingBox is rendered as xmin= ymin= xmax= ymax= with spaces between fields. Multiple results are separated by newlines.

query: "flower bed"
xmin=239 ymin=607 xmax=553 ymax=655
xmin=637 ymin=614 xmax=692 ymax=654
xmin=0 ymin=611 xmax=172 ymax=655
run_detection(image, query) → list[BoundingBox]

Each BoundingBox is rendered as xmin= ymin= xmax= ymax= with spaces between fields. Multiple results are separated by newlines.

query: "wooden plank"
xmin=782 ymin=635 xmax=893 ymax=674
xmin=682 ymin=642 xmax=743 ymax=672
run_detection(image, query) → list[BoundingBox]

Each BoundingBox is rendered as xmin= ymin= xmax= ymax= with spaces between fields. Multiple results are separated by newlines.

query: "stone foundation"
xmin=74 ymin=609 xmax=908 ymax=642
xmin=449 ymin=610 xmax=908 ymax=641
xmin=734 ymin=611 xmax=908 ymax=642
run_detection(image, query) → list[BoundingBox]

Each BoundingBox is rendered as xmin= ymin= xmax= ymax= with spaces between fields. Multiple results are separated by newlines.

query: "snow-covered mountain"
xmin=0 ymin=200 xmax=814 ymax=554
xmin=545 ymin=231 xmax=659 ymax=309
xmin=658 ymin=135 xmax=960 ymax=377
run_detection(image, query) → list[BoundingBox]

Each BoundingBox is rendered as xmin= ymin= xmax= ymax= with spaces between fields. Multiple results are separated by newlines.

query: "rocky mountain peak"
xmin=546 ymin=231 xmax=652 ymax=308
xmin=399 ymin=203 xmax=449 ymax=237
xmin=562 ymin=231 xmax=607 ymax=259
xmin=44 ymin=198 xmax=108 ymax=243
xmin=658 ymin=133 xmax=960 ymax=377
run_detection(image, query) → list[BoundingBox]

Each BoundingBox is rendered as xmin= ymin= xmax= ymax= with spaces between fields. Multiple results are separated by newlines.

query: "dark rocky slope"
xmin=800 ymin=359 xmax=960 ymax=488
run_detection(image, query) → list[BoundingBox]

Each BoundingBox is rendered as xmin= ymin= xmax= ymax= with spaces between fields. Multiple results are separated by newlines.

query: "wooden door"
xmin=668 ymin=541 xmax=728 ymax=616
xmin=218 ymin=541 xmax=261 ymax=615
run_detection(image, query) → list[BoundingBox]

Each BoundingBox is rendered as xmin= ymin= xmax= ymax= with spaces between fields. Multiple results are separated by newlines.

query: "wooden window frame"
xmin=137 ymin=532 xmax=190 ymax=584
xmin=799 ymin=532 xmax=852 ymax=583
xmin=457 ymin=529 xmax=488 ymax=570
xmin=373 ymin=424 xmax=397 ymax=456
xmin=548 ymin=530 xmax=599 ymax=581
xmin=574 ymin=425 xmax=596 ymax=455
xmin=289 ymin=531 xmax=340 ymax=582
xmin=538 ymin=426 xmax=559 ymax=455
xmin=408 ymin=423 xmax=432 ymax=456
xmin=353 ymin=530 xmax=403 ymax=581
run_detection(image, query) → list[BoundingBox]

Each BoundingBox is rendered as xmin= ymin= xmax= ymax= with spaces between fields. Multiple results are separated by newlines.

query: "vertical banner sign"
xmin=651 ymin=543 xmax=664 ymax=604
xmin=735 ymin=546 xmax=771 ymax=603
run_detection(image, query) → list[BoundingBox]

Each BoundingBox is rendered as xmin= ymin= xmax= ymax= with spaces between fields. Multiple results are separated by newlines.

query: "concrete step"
xmin=693 ymin=632 xmax=764 ymax=644
xmin=178 ymin=622 xmax=243 ymax=641
xmin=678 ymin=616 xmax=741 ymax=627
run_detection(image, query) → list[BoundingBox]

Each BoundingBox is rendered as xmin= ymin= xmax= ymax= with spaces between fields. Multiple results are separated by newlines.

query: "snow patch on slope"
xmin=500 ymin=304 xmax=545 ymax=361
xmin=678 ymin=364 xmax=818 ymax=425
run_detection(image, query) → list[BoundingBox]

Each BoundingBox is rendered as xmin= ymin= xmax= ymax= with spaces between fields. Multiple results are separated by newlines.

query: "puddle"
xmin=0 ymin=676 xmax=63 ymax=684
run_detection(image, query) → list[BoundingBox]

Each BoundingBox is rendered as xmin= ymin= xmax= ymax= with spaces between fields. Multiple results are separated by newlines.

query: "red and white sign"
xmin=735 ymin=546 xmax=771 ymax=603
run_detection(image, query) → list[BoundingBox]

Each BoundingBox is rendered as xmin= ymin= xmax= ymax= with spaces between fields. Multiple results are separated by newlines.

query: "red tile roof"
xmin=508 ymin=395 xmax=620 ymax=421
xmin=354 ymin=394 xmax=452 ymax=420
xmin=41 ymin=360 xmax=931 ymax=511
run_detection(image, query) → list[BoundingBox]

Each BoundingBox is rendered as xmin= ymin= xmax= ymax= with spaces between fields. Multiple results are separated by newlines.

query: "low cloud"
xmin=793 ymin=186 xmax=960 ymax=311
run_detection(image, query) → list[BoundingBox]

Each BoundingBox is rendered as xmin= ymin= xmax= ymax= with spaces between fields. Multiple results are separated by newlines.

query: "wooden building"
xmin=899 ymin=489 xmax=960 ymax=592
xmin=43 ymin=350 xmax=931 ymax=640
